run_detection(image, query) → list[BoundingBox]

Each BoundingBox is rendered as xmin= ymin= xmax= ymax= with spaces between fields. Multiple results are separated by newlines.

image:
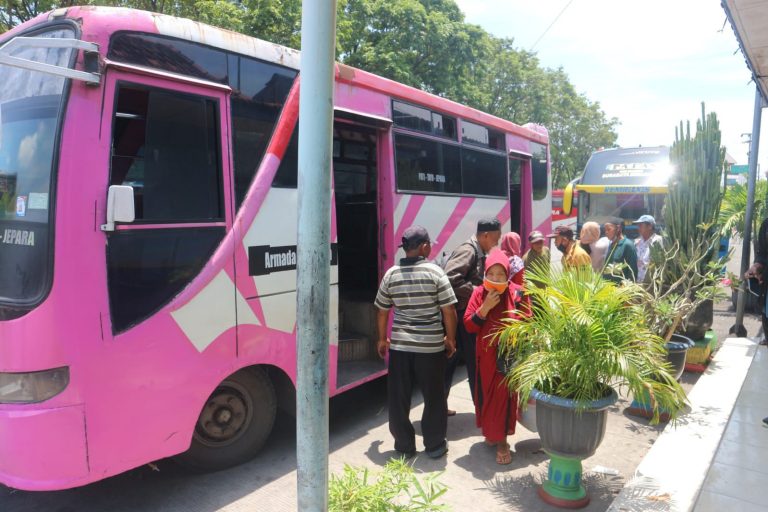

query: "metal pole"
xmin=735 ymin=86 xmax=763 ymax=332
xmin=296 ymin=0 xmax=337 ymax=509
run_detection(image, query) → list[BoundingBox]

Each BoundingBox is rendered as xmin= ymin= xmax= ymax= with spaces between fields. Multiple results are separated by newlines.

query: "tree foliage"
xmin=1 ymin=0 xmax=618 ymax=185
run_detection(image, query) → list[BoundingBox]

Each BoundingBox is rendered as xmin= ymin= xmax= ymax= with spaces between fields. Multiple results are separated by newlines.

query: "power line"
xmin=530 ymin=0 xmax=576 ymax=51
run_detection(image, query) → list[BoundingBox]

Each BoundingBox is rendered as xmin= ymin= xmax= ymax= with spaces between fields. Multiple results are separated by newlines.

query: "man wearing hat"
xmin=633 ymin=215 xmax=663 ymax=282
xmin=375 ymin=225 xmax=458 ymax=459
xmin=548 ymin=225 xmax=591 ymax=271
xmin=522 ymin=230 xmax=550 ymax=287
xmin=443 ymin=218 xmax=502 ymax=411
xmin=603 ymin=217 xmax=638 ymax=282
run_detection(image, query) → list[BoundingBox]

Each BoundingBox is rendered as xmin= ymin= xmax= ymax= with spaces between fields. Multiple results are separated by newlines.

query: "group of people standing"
xmin=553 ymin=214 xmax=662 ymax=283
xmin=373 ymin=214 xmax=663 ymax=465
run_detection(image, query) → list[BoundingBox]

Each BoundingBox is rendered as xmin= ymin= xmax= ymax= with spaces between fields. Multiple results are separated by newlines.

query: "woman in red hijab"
xmin=500 ymin=232 xmax=525 ymax=286
xmin=463 ymin=248 xmax=529 ymax=465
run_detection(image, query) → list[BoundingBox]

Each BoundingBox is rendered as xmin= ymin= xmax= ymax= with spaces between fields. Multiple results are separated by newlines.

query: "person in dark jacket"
xmin=745 ymin=217 xmax=768 ymax=428
xmin=443 ymin=218 xmax=502 ymax=414
xmin=603 ymin=217 xmax=638 ymax=282
xmin=746 ymin=217 xmax=768 ymax=345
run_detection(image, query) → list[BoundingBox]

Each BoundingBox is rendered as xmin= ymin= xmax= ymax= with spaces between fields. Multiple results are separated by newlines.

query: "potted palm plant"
xmin=496 ymin=264 xmax=687 ymax=509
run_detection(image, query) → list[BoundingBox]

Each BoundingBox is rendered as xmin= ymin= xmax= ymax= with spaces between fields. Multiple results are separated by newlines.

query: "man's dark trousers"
xmin=388 ymin=349 xmax=447 ymax=454
xmin=444 ymin=312 xmax=476 ymax=403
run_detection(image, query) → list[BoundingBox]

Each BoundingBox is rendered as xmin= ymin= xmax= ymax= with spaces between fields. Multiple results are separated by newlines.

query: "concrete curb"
xmin=607 ymin=337 xmax=758 ymax=511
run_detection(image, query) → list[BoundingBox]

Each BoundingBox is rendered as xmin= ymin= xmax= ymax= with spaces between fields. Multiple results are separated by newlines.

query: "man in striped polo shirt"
xmin=375 ymin=225 xmax=458 ymax=459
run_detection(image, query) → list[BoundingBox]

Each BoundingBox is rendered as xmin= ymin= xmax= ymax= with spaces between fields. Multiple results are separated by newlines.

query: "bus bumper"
xmin=0 ymin=404 xmax=89 ymax=491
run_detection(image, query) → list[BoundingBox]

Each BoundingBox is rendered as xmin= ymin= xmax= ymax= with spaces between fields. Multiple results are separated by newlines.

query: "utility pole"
xmin=734 ymin=87 xmax=763 ymax=335
xmin=296 ymin=0 xmax=338 ymax=510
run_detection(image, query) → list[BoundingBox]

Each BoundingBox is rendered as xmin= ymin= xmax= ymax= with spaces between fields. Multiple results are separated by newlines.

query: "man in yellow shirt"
xmin=548 ymin=226 xmax=591 ymax=271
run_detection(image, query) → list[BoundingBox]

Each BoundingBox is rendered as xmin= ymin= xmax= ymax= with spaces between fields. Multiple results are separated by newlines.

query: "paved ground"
xmin=2 ymin=238 xmax=759 ymax=511
xmin=1 ymin=298 xmax=757 ymax=512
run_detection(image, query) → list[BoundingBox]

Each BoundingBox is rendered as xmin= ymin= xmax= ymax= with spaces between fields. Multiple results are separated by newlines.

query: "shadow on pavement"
xmin=0 ymin=376 xmax=391 ymax=512
xmin=485 ymin=471 xmax=624 ymax=511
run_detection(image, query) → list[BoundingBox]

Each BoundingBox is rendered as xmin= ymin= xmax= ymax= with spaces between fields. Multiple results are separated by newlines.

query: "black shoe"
xmin=759 ymin=338 xmax=768 ymax=346
xmin=394 ymin=449 xmax=416 ymax=460
xmin=762 ymin=417 xmax=768 ymax=428
xmin=425 ymin=443 xmax=448 ymax=459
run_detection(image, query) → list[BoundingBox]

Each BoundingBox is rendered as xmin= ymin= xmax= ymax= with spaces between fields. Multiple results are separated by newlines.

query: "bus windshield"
xmin=582 ymin=193 xmax=665 ymax=226
xmin=0 ymin=27 xmax=74 ymax=305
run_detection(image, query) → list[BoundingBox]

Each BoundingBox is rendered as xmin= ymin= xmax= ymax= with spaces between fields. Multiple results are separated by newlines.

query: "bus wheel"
xmin=177 ymin=367 xmax=276 ymax=471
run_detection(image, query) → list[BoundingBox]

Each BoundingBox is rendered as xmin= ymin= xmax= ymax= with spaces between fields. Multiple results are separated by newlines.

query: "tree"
xmin=1 ymin=0 xmax=79 ymax=33
xmin=1 ymin=0 xmax=619 ymax=186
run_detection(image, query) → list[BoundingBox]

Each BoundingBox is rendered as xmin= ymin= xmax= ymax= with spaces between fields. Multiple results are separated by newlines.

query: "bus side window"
xmin=231 ymin=58 xmax=297 ymax=203
xmin=273 ymin=124 xmax=298 ymax=188
xmin=110 ymin=85 xmax=223 ymax=222
xmin=461 ymin=147 xmax=507 ymax=197
xmin=531 ymin=143 xmax=548 ymax=201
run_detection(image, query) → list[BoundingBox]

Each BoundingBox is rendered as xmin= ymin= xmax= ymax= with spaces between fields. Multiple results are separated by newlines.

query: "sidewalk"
xmin=695 ymin=341 xmax=768 ymax=510
xmin=609 ymin=337 xmax=768 ymax=511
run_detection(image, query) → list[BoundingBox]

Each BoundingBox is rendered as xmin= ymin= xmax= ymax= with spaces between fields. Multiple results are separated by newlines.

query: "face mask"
xmin=483 ymin=278 xmax=507 ymax=294
xmin=556 ymin=243 xmax=567 ymax=254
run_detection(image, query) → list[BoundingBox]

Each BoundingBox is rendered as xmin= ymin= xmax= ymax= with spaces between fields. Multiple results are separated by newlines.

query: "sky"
xmin=454 ymin=0 xmax=767 ymax=174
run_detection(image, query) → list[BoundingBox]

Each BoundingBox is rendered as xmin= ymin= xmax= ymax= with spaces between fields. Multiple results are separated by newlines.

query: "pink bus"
xmin=0 ymin=7 xmax=551 ymax=491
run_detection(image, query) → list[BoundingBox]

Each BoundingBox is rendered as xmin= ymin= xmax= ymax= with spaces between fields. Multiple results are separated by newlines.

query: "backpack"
xmin=433 ymin=241 xmax=482 ymax=278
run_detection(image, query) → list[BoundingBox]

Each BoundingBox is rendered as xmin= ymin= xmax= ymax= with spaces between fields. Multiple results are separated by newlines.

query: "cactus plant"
xmin=667 ymin=103 xmax=726 ymax=253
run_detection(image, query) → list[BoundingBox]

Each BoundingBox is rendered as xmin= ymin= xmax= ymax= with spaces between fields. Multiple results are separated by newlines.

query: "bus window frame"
xmin=0 ymin=19 xmax=81 ymax=314
xmin=102 ymin=68 xmax=235 ymax=333
xmin=392 ymin=127 xmax=510 ymax=199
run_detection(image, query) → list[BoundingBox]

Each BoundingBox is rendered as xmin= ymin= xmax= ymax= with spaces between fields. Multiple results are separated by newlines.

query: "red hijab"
xmin=481 ymin=249 xmax=527 ymax=322
xmin=500 ymin=232 xmax=522 ymax=259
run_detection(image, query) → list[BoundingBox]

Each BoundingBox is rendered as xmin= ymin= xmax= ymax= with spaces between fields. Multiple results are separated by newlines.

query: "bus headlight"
xmin=0 ymin=367 xmax=70 ymax=403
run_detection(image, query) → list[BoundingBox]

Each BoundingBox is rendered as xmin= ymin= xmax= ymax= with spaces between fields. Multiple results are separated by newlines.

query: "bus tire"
xmin=176 ymin=367 xmax=276 ymax=471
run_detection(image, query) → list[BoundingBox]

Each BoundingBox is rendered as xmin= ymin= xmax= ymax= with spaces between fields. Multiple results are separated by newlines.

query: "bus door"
xmin=102 ymin=69 xmax=236 ymax=353
xmin=509 ymin=154 xmax=528 ymax=240
xmin=332 ymin=117 xmax=387 ymax=389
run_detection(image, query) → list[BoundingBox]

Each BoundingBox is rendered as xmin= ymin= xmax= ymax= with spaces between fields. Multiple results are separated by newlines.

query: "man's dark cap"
xmin=604 ymin=217 xmax=624 ymax=227
xmin=547 ymin=226 xmax=574 ymax=239
xmin=400 ymin=225 xmax=431 ymax=249
xmin=477 ymin=218 xmax=501 ymax=233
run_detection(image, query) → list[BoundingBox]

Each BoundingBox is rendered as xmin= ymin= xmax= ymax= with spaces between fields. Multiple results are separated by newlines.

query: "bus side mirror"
xmin=562 ymin=182 xmax=575 ymax=216
xmin=101 ymin=185 xmax=135 ymax=232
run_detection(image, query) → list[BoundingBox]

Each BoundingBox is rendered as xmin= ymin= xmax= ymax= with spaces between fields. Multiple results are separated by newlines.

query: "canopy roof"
xmin=723 ymin=0 xmax=768 ymax=102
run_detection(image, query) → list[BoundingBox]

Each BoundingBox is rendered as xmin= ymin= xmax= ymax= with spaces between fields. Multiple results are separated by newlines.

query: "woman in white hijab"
xmin=579 ymin=221 xmax=610 ymax=272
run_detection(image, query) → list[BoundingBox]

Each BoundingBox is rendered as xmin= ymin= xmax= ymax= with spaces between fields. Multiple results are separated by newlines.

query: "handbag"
xmin=496 ymin=350 xmax=516 ymax=375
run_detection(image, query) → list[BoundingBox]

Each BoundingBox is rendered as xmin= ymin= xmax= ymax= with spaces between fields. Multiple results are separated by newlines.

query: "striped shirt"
xmin=374 ymin=257 xmax=457 ymax=353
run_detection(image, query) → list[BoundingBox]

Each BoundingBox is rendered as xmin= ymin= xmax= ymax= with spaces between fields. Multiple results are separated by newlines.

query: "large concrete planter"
xmin=532 ymin=386 xmax=619 ymax=509
xmin=517 ymin=397 xmax=537 ymax=433
xmin=682 ymin=299 xmax=713 ymax=341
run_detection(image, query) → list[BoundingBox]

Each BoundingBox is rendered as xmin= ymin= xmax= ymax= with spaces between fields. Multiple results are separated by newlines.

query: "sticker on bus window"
xmin=15 ymin=196 xmax=26 ymax=217
xmin=28 ymin=192 xmax=49 ymax=210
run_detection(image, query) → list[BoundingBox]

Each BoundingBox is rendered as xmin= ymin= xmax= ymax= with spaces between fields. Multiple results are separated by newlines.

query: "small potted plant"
xmin=496 ymin=264 xmax=687 ymax=509
xmin=645 ymin=229 xmax=727 ymax=361
xmin=620 ymin=234 xmax=725 ymax=421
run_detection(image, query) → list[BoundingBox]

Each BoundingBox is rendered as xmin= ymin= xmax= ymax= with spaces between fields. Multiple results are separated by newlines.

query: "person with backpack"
xmin=443 ymin=218 xmax=502 ymax=413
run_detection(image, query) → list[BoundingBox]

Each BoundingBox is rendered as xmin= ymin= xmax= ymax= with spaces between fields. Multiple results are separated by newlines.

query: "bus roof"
xmin=579 ymin=146 xmax=672 ymax=189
